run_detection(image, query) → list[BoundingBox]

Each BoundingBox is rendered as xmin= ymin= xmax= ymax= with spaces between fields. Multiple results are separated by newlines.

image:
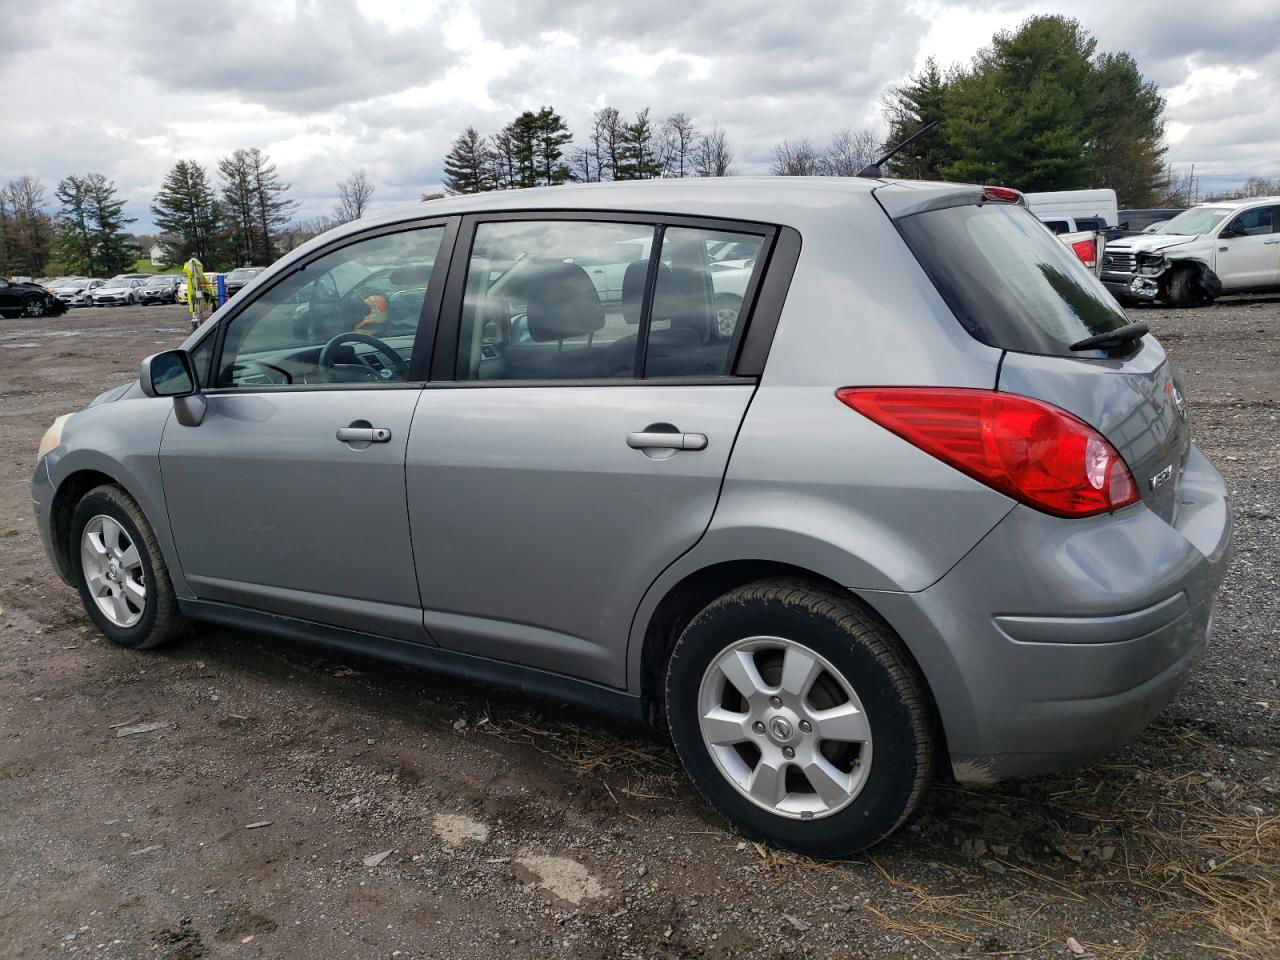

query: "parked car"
xmin=91 ymin=276 xmax=148 ymax=307
xmin=138 ymin=275 xmax=183 ymax=305
xmin=1118 ymin=208 xmax=1186 ymax=235
xmin=1025 ymin=189 xmax=1118 ymax=235
xmin=223 ymin=266 xmax=265 ymax=298
xmin=0 ymin=277 xmax=68 ymax=318
xmin=53 ymin=278 xmax=107 ymax=307
xmin=32 ymin=179 xmax=1231 ymax=856
xmin=1101 ymin=196 xmax=1280 ymax=306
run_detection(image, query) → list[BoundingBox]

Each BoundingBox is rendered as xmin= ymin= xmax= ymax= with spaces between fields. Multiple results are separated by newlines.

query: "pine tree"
xmin=533 ymin=107 xmax=572 ymax=186
xmin=151 ymin=159 xmax=220 ymax=266
xmin=55 ymin=174 xmax=135 ymax=276
xmin=219 ymin=148 xmax=295 ymax=265
xmin=442 ymin=127 xmax=492 ymax=194
xmin=881 ymin=58 xmax=950 ymax=180
xmin=617 ymin=109 xmax=662 ymax=180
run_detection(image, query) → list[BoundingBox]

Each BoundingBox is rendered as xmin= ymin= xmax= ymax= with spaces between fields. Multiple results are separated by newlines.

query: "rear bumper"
xmin=865 ymin=444 xmax=1231 ymax=782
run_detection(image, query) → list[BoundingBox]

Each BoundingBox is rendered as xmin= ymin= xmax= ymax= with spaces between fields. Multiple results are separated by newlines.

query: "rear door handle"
xmin=627 ymin=431 xmax=708 ymax=451
xmin=337 ymin=426 xmax=392 ymax=443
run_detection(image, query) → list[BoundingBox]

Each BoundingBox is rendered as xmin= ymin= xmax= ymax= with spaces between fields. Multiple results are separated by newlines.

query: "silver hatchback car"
xmin=33 ymin=178 xmax=1231 ymax=855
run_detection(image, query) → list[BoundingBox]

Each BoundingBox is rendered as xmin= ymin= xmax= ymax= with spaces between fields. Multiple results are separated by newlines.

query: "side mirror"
xmin=139 ymin=349 xmax=198 ymax=398
xmin=1220 ymin=223 xmax=1246 ymax=239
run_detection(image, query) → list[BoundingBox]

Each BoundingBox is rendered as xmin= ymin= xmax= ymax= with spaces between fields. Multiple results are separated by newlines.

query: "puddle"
xmin=515 ymin=852 xmax=608 ymax=904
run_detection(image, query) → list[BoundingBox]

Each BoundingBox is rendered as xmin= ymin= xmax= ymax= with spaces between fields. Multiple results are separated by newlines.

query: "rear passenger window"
xmin=457 ymin=221 xmax=653 ymax=380
xmin=455 ymin=219 xmax=767 ymax=381
xmin=645 ymin=227 xmax=764 ymax=377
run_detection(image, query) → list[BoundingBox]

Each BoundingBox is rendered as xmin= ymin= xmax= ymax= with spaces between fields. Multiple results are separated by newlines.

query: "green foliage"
xmin=218 ymin=148 xmax=296 ymax=265
xmin=151 ymin=159 xmax=221 ymax=267
xmin=882 ymin=58 xmax=950 ymax=180
xmin=443 ymin=127 xmax=492 ymax=194
xmin=881 ymin=16 xmax=1169 ymax=205
xmin=55 ymin=173 xmax=136 ymax=276
xmin=616 ymin=108 xmax=663 ymax=181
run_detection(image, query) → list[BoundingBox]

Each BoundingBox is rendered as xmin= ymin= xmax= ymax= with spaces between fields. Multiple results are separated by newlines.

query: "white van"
xmin=1024 ymin=189 xmax=1119 ymax=235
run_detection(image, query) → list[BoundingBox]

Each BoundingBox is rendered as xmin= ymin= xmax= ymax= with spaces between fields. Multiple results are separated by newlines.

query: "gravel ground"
xmin=1 ymin=299 xmax=1277 ymax=960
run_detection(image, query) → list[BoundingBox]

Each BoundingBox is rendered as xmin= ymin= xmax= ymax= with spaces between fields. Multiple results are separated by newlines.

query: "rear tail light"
xmin=1070 ymin=237 xmax=1098 ymax=268
xmin=836 ymin=387 xmax=1139 ymax=518
xmin=982 ymin=186 xmax=1023 ymax=204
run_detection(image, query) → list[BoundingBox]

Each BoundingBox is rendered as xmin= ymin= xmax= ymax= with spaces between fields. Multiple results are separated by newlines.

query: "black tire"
xmin=71 ymin=484 xmax=186 ymax=649
xmin=1166 ymin=267 xmax=1211 ymax=308
xmin=665 ymin=578 xmax=935 ymax=857
xmin=21 ymin=296 xmax=48 ymax=318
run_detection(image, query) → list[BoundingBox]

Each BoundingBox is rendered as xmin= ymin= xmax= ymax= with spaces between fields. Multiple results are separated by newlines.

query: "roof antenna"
xmin=856 ymin=121 xmax=940 ymax=179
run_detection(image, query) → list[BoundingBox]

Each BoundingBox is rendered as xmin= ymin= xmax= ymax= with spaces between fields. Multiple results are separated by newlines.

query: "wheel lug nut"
xmin=782 ymin=746 xmax=795 ymax=759
xmin=799 ymin=720 xmax=812 ymax=733
xmin=752 ymin=721 xmax=765 ymax=734
xmin=769 ymin=696 xmax=783 ymax=708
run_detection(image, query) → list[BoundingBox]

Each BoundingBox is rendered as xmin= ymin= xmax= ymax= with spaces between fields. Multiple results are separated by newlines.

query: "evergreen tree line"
xmin=441 ymin=107 xmax=734 ymax=195
xmin=0 ymin=152 xmax=378 ymax=277
xmin=879 ymin=15 xmax=1176 ymax=206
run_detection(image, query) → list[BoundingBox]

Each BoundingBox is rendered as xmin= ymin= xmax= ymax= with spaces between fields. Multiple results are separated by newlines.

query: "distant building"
xmin=149 ymin=244 xmax=168 ymax=267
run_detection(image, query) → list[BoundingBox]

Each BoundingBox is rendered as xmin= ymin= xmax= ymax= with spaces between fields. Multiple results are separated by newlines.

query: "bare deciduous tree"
xmin=694 ymin=127 xmax=734 ymax=177
xmin=335 ymin=168 xmax=375 ymax=222
xmin=821 ymin=129 xmax=881 ymax=177
xmin=769 ymin=139 xmax=822 ymax=176
xmin=659 ymin=112 xmax=698 ymax=178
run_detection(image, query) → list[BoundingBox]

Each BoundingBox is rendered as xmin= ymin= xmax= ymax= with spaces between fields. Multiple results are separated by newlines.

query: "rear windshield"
xmin=897 ymin=203 xmax=1129 ymax=357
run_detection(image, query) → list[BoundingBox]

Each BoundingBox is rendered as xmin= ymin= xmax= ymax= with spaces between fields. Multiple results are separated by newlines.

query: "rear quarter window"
xmin=897 ymin=203 xmax=1129 ymax=357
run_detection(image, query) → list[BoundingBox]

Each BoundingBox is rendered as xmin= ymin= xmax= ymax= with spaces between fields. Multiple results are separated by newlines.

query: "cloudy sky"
xmin=3 ymin=0 xmax=1277 ymax=232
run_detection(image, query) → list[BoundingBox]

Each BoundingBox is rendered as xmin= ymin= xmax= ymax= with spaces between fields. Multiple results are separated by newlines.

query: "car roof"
xmin=359 ymin=177 xmax=896 ymax=232
xmin=1198 ymin=196 xmax=1280 ymax=209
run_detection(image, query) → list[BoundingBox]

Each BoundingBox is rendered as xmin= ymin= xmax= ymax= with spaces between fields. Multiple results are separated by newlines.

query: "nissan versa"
xmin=33 ymin=179 xmax=1231 ymax=855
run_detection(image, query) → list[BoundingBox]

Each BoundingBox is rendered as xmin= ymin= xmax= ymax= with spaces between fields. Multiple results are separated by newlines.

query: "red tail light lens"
xmin=1070 ymin=237 xmax=1097 ymax=267
xmin=836 ymin=387 xmax=1140 ymax=518
xmin=982 ymin=186 xmax=1023 ymax=204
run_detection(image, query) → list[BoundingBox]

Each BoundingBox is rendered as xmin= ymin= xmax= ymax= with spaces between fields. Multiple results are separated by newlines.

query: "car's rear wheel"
xmin=71 ymin=485 xmax=186 ymax=649
xmin=665 ymin=578 xmax=935 ymax=857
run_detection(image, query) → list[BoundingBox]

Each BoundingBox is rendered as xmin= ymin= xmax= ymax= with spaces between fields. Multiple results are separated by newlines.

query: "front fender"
xmin=45 ymin=397 xmax=192 ymax=599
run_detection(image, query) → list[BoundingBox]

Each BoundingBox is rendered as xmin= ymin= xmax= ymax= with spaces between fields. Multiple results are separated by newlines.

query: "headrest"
xmin=652 ymin=266 xmax=712 ymax=343
xmin=522 ymin=261 xmax=606 ymax=342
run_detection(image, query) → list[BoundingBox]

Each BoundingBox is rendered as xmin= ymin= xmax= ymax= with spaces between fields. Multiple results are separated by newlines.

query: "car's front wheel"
xmin=665 ymin=579 xmax=935 ymax=857
xmin=71 ymin=485 xmax=186 ymax=649
xmin=21 ymin=296 xmax=48 ymax=318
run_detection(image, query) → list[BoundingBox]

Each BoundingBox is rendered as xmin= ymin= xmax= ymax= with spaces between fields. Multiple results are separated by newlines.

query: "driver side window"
xmin=216 ymin=225 xmax=445 ymax=388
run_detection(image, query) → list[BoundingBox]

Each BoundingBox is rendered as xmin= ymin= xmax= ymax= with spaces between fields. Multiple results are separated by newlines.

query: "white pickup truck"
xmin=1100 ymin=197 xmax=1280 ymax=306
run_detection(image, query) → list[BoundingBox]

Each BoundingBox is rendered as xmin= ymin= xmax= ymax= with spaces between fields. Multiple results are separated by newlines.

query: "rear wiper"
xmin=1070 ymin=322 xmax=1148 ymax=353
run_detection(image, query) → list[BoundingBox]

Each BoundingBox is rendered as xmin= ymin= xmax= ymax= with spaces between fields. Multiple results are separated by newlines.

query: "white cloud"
xmin=2 ymin=0 xmax=1277 ymax=234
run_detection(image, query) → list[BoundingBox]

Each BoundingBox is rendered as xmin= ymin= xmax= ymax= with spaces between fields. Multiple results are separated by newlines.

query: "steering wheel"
xmin=317 ymin=331 xmax=409 ymax=379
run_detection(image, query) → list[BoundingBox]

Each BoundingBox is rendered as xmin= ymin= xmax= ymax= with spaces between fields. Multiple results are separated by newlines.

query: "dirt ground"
xmin=1 ymin=299 xmax=1277 ymax=960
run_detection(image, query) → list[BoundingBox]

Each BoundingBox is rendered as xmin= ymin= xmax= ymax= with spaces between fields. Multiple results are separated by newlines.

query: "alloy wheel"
xmin=23 ymin=298 xmax=47 ymax=317
xmin=697 ymin=635 xmax=872 ymax=819
xmin=81 ymin=515 xmax=146 ymax=628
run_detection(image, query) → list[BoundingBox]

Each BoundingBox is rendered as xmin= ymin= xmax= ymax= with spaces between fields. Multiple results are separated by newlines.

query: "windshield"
xmin=897 ymin=202 xmax=1130 ymax=357
xmin=1153 ymin=207 xmax=1230 ymax=236
xmin=228 ymin=269 xmax=260 ymax=281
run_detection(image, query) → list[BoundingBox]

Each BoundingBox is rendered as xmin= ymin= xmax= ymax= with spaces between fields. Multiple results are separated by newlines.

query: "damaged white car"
xmin=1100 ymin=197 xmax=1280 ymax=307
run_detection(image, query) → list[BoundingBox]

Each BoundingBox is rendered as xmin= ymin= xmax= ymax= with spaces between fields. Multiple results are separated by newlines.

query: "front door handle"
xmin=337 ymin=426 xmax=392 ymax=443
xmin=627 ymin=431 xmax=708 ymax=451
xmin=1265 ymin=238 xmax=1280 ymax=245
